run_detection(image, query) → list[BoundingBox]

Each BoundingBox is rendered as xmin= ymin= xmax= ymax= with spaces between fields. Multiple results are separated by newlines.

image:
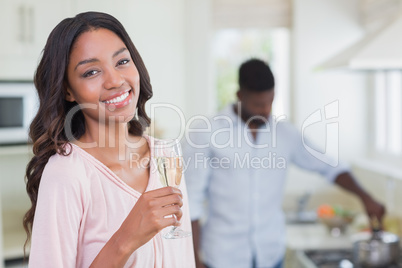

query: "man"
xmin=182 ymin=59 xmax=385 ymax=268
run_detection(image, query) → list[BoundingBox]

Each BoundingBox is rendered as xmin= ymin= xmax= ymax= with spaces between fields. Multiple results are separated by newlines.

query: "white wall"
xmin=292 ymin=0 xmax=368 ymax=161
xmin=183 ymin=0 xmax=215 ymax=119
xmin=285 ymin=0 xmax=369 ymax=196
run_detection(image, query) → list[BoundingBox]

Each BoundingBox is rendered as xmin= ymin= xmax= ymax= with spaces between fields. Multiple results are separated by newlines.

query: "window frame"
xmin=368 ymin=70 xmax=402 ymax=166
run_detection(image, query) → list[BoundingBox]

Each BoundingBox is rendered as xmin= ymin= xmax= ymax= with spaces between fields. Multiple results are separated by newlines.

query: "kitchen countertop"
xmin=284 ymin=223 xmax=356 ymax=268
xmin=286 ymin=223 xmax=354 ymax=250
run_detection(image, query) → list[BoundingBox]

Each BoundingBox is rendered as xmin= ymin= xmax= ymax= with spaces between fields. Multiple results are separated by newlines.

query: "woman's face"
xmin=66 ymin=28 xmax=140 ymax=126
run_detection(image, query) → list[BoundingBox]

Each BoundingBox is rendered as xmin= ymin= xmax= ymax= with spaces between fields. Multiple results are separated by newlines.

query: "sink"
xmin=286 ymin=211 xmax=317 ymax=224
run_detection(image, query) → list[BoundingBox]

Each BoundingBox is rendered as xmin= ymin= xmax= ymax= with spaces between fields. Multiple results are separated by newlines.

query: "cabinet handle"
xmin=17 ymin=5 xmax=34 ymax=44
xmin=28 ymin=6 xmax=34 ymax=43
xmin=18 ymin=5 xmax=25 ymax=43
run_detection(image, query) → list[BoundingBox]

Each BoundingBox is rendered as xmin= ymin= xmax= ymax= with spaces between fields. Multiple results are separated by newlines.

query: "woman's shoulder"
xmin=48 ymin=143 xmax=86 ymax=167
xmin=42 ymin=143 xmax=89 ymax=185
xmin=38 ymin=144 xmax=91 ymax=209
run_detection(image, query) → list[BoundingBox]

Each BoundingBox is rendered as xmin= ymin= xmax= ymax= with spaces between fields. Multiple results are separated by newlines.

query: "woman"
xmin=24 ymin=11 xmax=195 ymax=267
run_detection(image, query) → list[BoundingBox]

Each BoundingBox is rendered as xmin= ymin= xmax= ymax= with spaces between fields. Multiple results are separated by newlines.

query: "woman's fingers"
xmin=143 ymin=187 xmax=183 ymax=209
xmin=160 ymin=193 xmax=183 ymax=208
xmin=149 ymin=197 xmax=184 ymax=227
xmin=146 ymin=186 xmax=182 ymax=199
xmin=161 ymin=204 xmax=184 ymax=224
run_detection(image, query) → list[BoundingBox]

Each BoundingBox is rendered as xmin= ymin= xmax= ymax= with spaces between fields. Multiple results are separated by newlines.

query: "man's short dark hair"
xmin=238 ymin=59 xmax=275 ymax=91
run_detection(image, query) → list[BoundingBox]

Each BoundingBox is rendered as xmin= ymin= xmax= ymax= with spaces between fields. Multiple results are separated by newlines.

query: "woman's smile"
xmin=101 ymin=89 xmax=133 ymax=109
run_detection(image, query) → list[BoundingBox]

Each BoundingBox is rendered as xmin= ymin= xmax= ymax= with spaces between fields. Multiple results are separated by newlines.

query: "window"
xmin=212 ymin=28 xmax=290 ymax=117
xmin=372 ymin=71 xmax=402 ymax=161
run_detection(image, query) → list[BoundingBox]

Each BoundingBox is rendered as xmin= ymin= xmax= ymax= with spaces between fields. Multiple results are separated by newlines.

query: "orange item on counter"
xmin=317 ymin=204 xmax=335 ymax=218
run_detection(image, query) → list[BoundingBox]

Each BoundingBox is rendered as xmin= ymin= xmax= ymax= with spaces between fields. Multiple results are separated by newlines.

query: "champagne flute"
xmin=153 ymin=139 xmax=191 ymax=239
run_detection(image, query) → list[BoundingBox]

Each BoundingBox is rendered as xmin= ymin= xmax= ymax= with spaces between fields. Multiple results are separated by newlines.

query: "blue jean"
xmin=270 ymin=259 xmax=283 ymax=268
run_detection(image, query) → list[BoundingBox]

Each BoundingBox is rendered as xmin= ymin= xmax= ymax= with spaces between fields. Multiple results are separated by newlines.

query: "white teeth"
xmin=103 ymin=91 xmax=130 ymax=104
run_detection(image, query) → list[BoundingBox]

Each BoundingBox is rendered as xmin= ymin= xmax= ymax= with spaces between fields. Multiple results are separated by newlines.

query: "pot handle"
xmin=370 ymin=216 xmax=382 ymax=240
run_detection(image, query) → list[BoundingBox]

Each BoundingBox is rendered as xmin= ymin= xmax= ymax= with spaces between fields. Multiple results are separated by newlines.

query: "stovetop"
xmin=304 ymin=249 xmax=402 ymax=268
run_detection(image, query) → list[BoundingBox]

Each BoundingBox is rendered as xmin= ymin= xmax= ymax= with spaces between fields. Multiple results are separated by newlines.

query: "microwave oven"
xmin=0 ymin=82 xmax=38 ymax=144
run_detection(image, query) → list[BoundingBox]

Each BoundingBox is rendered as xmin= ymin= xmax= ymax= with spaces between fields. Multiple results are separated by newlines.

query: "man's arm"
xmin=192 ymin=220 xmax=206 ymax=268
xmin=334 ymin=172 xmax=386 ymax=225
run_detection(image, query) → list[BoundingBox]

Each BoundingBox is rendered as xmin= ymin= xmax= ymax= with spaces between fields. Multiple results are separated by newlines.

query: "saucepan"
xmin=352 ymin=217 xmax=400 ymax=267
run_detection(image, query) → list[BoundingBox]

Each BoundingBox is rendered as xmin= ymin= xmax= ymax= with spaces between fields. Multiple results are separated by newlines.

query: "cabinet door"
xmin=0 ymin=0 xmax=72 ymax=80
xmin=0 ymin=0 xmax=35 ymax=80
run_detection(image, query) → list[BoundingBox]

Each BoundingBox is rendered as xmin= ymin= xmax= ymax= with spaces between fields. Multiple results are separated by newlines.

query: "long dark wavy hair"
xmin=23 ymin=11 xmax=153 ymax=251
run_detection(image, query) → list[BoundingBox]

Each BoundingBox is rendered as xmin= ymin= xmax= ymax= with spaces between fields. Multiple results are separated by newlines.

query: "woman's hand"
xmin=119 ymin=186 xmax=184 ymax=252
xmin=90 ymin=186 xmax=183 ymax=267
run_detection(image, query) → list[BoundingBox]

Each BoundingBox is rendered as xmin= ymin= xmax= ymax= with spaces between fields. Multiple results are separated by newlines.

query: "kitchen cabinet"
xmin=0 ymin=145 xmax=32 ymax=266
xmin=0 ymin=0 xmax=73 ymax=80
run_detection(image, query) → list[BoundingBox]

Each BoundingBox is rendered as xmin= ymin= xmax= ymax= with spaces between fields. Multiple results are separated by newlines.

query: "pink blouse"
xmin=29 ymin=136 xmax=195 ymax=267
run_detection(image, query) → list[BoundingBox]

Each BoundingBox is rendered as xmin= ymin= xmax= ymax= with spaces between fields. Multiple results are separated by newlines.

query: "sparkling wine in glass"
xmin=154 ymin=139 xmax=191 ymax=239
